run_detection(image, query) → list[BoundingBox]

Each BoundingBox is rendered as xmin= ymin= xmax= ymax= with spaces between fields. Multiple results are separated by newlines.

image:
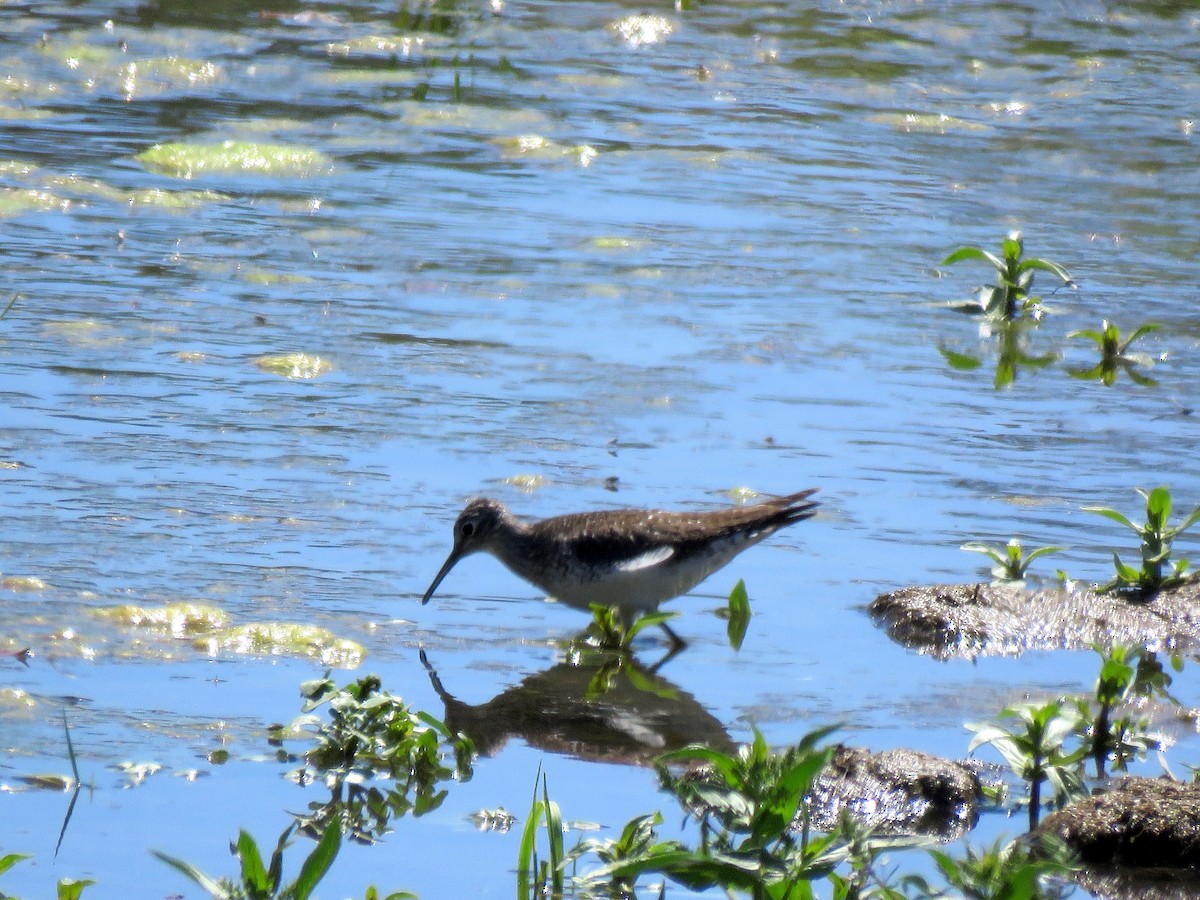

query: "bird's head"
xmin=420 ymin=498 xmax=510 ymax=605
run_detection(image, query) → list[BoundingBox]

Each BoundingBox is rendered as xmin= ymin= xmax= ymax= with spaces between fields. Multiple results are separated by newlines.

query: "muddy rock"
xmin=870 ymin=581 xmax=1200 ymax=659
xmin=1068 ymin=867 xmax=1200 ymax=900
xmin=808 ymin=745 xmax=983 ymax=839
xmin=1037 ymin=777 xmax=1200 ymax=868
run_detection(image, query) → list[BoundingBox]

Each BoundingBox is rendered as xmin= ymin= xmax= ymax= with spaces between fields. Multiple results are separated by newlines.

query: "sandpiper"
xmin=420 ymin=488 xmax=819 ymax=644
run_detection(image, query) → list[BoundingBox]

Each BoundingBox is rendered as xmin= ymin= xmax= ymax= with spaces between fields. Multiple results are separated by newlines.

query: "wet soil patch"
xmin=870 ymin=582 xmax=1200 ymax=659
xmin=809 ymin=745 xmax=983 ymax=839
xmin=1037 ymin=777 xmax=1200 ymax=868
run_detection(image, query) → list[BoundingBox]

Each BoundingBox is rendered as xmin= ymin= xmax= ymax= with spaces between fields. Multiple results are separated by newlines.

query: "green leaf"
xmin=56 ymin=879 xmax=96 ymax=900
xmin=601 ymin=848 xmax=764 ymax=892
xmin=1019 ymin=257 xmax=1074 ymax=285
xmin=1022 ymin=545 xmax=1064 ymax=565
xmin=1042 ymin=710 xmax=1084 ymax=749
xmin=1122 ymin=322 xmax=1160 ymax=348
xmin=1146 ymin=486 xmax=1172 ymax=524
xmin=770 ymin=751 xmax=832 ymax=822
xmin=414 ymin=710 xmax=451 ymax=737
xmin=625 ymin=609 xmax=678 ymax=642
xmin=541 ymin=777 xmax=564 ymax=893
xmin=291 ymin=820 xmax=341 ymax=900
xmin=961 ymin=542 xmax=1008 ymax=566
xmin=233 ymin=830 xmax=270 ymax=891
xmin=726 ymin=580 xmax=752 ymax=651
xmin=1126 ymin=366 xmax=1159 ymax=387
xmin=624 ymin=664 xmax=678 ymax=700
xmin=1068 ymin=362 xmax=1108 ymax=382
xmin=267 ymin=825 xmax=292 ymax=891
xmin=657 ymin=745 xmax=741 ymax=783
xmin=939 ymin=347 xmax=982 ymax=370
xmin=994 ymin=357 xmax=1016 ymax=389
xmin=942 ymin=246 xmax=1002 ymax=270
xmin=516 ymin=773 xmax=543 ymax=897
xmin=1001 ymin=234 xmax=1023 ymax=261
xmin=0 ymin=854 xmax=31 ymax=877
xmin=152 ymin=850 xmax=233 ymax=899
xmin=1173 ymin=502 xmax=1200 ymax=537
xmin=1082 ymin=505 xmax=1139 ymax=532
xmin=966 ymin=723 xmax=1013 ymax=755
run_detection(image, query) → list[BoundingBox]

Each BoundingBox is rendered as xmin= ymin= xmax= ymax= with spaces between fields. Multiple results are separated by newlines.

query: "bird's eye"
xmin=461 ymin=521 xmax=476 ymax=538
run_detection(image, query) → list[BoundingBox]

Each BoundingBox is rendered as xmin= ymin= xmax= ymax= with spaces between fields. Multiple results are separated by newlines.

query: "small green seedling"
xmin=1084 ymin=486 xmax=1200 ymax=594
xmin=582 ymin=727 xmax=845 ymax=898
xmin=1069 ymin=319 xmax=1160 ymax=386
xmin=155 ymin=819 xmax=416 ymax=900
xmin=155 ymin=823 xmax=342 ymax=900
xmin=287 ymin=675 xmax=474 ymax=844
xmin=580 ymin=604 xmax=680 ymax=653
xmin=1078 ymin=643 xmax=1176 ymax=777
xmin=961 ymin=538 xmax=1063 ymax=585
xmin=517 ymin=771 xmax=566 ymax=900
xmin=908 ymin=836 xmax=1076 ymax=900
xmin=943 ymin=232 xmax=1074 ymax=321
xmin=967 ymin=700 xmax=1087 ymax=830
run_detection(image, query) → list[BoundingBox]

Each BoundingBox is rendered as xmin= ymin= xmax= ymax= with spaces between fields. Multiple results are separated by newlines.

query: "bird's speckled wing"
xmin=529 ymin=489 xmax=818 ymax=568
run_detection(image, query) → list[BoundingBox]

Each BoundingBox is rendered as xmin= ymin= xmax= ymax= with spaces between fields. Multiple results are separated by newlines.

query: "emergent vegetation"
xmin=967 ymin=700 xmax=1087 ymax=831
xmin=1077 ymin=643 xmax=1176 ymax=778
xmin=284 ymin=675 xmax=474 ymax=845
xmin=961 ymin=538 xmax=1063 ymax=585
xmin=936 ymin=234 xmax=1170 ymax=391
xmin=942 ymin=232 xmax=1074 ymax=322
xmin=155 ymin=822 xmax=413 ymax=900
xmin=41 ymin=636 xmax=1191 ymax=899
xmin=1083 ymin=486 xmax=1200 ymax=594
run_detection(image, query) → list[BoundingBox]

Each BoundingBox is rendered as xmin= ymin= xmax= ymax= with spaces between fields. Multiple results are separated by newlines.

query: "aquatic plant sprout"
xmin=942 ymin=232 xmax=1075 ymax=322
xmin=961 ymin=538 xmax=1063 ymax=585
xmin=1084 ymin=486 xmax=1200 ymax=594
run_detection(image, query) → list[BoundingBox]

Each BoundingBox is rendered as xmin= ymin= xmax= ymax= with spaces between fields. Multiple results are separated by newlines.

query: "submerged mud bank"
xmin=809 ymin=745 xmax=982 ymax=839
xmin=870 ymin=581 xmax=1200 ymax=659
xmin=1037 ymin=777 xmax=1200 ymax=899
xmin=1037 ymin=778 xmax=1200 ymax=869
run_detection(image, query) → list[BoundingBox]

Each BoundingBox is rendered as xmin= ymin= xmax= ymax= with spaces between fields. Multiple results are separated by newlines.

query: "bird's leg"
xmin=646 ymin=624 xmax=687 ymax=674
xmin=659 ymin=621 xmax=687 ymax=651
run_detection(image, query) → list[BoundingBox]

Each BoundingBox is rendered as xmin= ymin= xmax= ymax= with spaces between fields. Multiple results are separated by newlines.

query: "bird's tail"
xmin=764 ymin=487 xmax=820 ymax=527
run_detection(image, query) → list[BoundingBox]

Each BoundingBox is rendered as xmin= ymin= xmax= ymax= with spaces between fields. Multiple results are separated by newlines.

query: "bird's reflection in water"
xmin=419 ymin=646 xmax=982 ymax=842
xmin=419 ymin=645 xmax=734 ymax=766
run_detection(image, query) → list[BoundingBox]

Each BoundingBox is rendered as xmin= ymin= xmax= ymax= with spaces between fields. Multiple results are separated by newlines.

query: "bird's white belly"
xmin=531 ymin=549 xmax=733 ymax=615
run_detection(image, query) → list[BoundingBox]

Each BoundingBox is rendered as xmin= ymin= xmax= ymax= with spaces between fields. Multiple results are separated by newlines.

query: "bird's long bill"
xmin=421 ymin=545 xmax=465 ymax=605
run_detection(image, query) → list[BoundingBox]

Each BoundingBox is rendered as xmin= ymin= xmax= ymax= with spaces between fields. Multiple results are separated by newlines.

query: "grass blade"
xmin=517 ymin=768 xmax=544 ymax=899
xmin=55 ymin=714 xmax=81 ymax=860
xmin=542 ymin=774 xmax=564 ymax=896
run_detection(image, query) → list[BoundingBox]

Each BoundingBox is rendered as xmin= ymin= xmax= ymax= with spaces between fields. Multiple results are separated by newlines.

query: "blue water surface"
xmin=2 ymin=1 xmax=1199 ymax=897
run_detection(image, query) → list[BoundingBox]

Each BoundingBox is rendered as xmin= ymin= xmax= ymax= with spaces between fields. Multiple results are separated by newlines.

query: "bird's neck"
xmin=487 ymin=517 xmax=559 ymax=589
